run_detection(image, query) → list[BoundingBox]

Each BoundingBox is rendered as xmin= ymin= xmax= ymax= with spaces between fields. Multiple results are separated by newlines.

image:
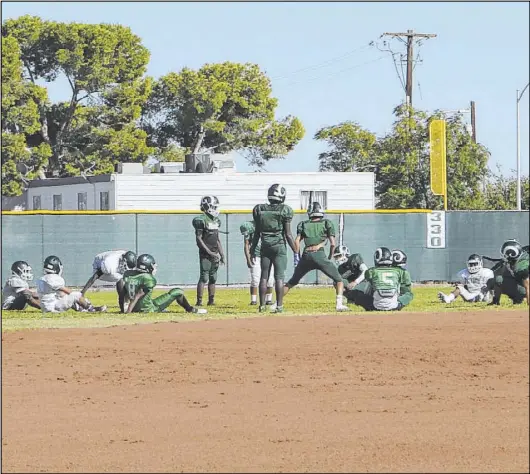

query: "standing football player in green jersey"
xmin=280 ymin=202 xmax=349 ymax=311
xmin=121 ymin=254 xmax=206 ymax=314
xmin=332 ymin=245 xmax=369 ymax=303
xmin=240 ymin=221 xmax=274 ymax=306
xmin=488 ymin=239 xmax=529 ymax=306
xmin=251 ymin=184 xmax=297 ymax=313
xmin=391 ymin=249 xmax=414 ymax=308
xmin=192 ymin=196 xmax=225 ymax=307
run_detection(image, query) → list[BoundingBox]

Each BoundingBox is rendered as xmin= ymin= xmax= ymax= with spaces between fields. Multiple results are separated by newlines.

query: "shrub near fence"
xmin=1 ymin=210 xmax=528 ymax=287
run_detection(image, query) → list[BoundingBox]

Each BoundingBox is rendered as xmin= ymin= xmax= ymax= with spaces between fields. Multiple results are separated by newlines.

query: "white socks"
xmin=336 ymin=295 xmax=343 ymax=306
xmin=266 ymin=293 xmax=272 ymax=303
xmin=251 ymin=294 xmax=257 ymax=303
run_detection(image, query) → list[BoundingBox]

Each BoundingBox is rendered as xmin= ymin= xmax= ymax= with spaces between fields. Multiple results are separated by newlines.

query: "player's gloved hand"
xmin=219 ymin=255 xmax=225 ymax=265
xmin=211 ymin=253 xmax=221 ymax=263
xmin=294 ymin=253 xmax=301 ymax=267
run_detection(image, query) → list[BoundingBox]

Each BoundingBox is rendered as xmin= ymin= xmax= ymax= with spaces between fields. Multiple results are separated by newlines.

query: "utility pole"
xmin=382 ymin=30 xmax=437 ymax=107
xmin=470 ymin=101 xmax=477 ymax=143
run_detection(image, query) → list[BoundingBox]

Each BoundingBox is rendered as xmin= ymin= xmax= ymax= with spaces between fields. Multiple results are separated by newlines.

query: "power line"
xmin=270 ymin=43 xmax=373 ymax=81
xmin=278 ymin=55 xmax=387 ymax=89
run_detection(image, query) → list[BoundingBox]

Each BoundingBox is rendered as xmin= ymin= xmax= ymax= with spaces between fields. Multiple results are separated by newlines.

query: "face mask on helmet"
xmin=12 ymin=262 xmax=34 ymax=281
xmin=201 ymin=196 xmax=220 ymax=218
xmin=467 ymin=255 xmax=483 ymax=274
xmin=333 ymin=245 xmax=350 ymax=265
xmin=307 ymin=202 xmax=324 ymax=219
xmin=152 ymin=263 xmax=158 ymax=276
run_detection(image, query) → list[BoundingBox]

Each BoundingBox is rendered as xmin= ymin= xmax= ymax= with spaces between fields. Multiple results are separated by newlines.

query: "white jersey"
xmin=457 ymin=267 xmax=494 ymax=294
xmin=2 ymin=276 xmax=29 ymax=309
xmin=36 ymin=274 xmax=66 ymax=312
xmin=93 ymin=250 xmax=126 ymax=278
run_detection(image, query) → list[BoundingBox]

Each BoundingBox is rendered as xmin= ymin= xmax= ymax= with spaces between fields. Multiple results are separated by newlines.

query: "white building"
xmin=6 ymin=162 xmax=375 ymax=212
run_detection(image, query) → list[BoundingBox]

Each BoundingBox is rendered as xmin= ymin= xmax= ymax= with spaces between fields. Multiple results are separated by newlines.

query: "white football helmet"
xmin=200 ymin=195 xmax=220 ymax=218
xmin=333 ymin=245 xmax=350 ymax=265
xmin=467 ymin=254 xmax=483 ymax=274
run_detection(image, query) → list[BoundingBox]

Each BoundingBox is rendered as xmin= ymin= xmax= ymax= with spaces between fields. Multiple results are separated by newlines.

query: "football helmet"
xmin=121 ymin=251 xmax=137 ymax=270
xmin=392 ymin=249 xmax=407 ymax=269
xmin=374 ymin=247 xmax=393 ymax=267
xmin=333 ymin=245 xmax=350 ymax=265
xmin=200 ymin=195 xmax=220 ymax=218
xmin=500 ymin=239 xmax=523 ymax=262
xmin=467 ymin=254 xmax=483 ymax=274
xmin=307 ymin=201 xmax=324 ymax=219
xmin=267 ymin=183 xmax=286 ymax=204
xmin=43 ymin=255 xmax=63 ymax=276
xmin=137 ymin=254 xmax=157 ymax=275
xmin=11 ymin=261 xmax=33 ymax=281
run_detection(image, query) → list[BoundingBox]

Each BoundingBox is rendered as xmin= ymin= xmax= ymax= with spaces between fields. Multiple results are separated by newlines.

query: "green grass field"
xmin=1 ymin=285 xmax=522 ymax=332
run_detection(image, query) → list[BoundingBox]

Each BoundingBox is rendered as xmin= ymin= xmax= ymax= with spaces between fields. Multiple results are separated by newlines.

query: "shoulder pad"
xmin=192 ymin=216 xmax=205 ymax=229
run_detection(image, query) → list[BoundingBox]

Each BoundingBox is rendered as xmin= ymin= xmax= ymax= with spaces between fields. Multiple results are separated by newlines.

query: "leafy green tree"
xmin=1 ymin=35 xmax=51 ymax=196
xmin=2 ymin=15 xmax=153 ymax=185
xmin=484 ymin=166 xmax=529 ymax=210
xmin=315 ymin=104 xmax=490 ymax=210
xmin=143 ymin=62 xmax=305 ymax=168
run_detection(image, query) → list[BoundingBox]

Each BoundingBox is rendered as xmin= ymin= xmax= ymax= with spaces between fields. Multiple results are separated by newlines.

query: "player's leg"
xmin=258 ymin=254 xmax=273 ymax=309
xmin=116 ymin=279 xmax=128 ymax=313
xmin=56 ymin=292 xmax=106 ymax=313
xmin=438 ymin=285 xmax=461 ymax=304
xmin=284 ymin=252 xmax=315 ymax=297
xmin=265 ymin=264 xmax=275 ymax=305
xmin=249 ymin=259 xmax=261 ymax=305
xmin=207 ymin=260 xmax=219 ymax=306
xmin=313 ymin=252 xmax=350 ymax=311
xmin=271 ymin=245 xmax=288 ymax=312
xmin=196 ymin=256 xmax=210 ymax=306
xmin=491 ymin=273 xmax=525 ymax=305
xmin=153 ymin=288 xmax=207 ymax=314
xmin=347 ymin=281 xmax=374 ymax=311
xmin=3 ymin=291 xmax=40 ymax=310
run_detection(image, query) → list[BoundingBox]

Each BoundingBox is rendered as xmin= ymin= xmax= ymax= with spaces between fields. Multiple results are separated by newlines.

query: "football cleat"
xmin=336 ymin=304 xmax=350 ymax=312
xmin=437 ymin=292 xmax=450 ymax=304
xmin=192 ymin=307 xmax=207 ymax=314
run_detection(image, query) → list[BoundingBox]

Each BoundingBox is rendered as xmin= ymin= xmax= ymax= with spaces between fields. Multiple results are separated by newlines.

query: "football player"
xmin=392 ymin=249 xmax=414 ymax=308
xmin=240 ymin=221 xmax=274 ymax=306
xmin=251 ymin=184 xmax=297 ymax=313
xmin=2 ymin=261 xmax=41 ymax=311
xmin=488 ymin=239 xmax=529 ymax=306
xmin=36 ymin=256 xmax=107 ymax=314
xmin=193 ymin=196 xmax=225 ymax=307
xmin=349 ymin=247 xmax=411 ymax=311
xmin=81 ymin=250 xmax=137 ymax=295
xmin=122 ymin=254 xmax=206 ymax=314
xmin=438 ymin=254 xmax=494 ymax=304
xmin=281 ymin=202 xmax=349 ymax=311
xmin=333 ymin=245 xmax=369 ymax=302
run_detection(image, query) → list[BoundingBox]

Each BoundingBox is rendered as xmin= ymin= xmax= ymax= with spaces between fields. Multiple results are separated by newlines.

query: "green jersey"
xmin=338 ymin=253 xmax=366 ymax=283
xmin=241 ymin=221 xmax=261 ymax=257
xmin=123 ymin=271 xmax=157 ymax=312
xmin=297 ymin=218 xmax=335 ymax=249
xmin=252 ymin=203 xmax=293 ymax=248
xmin=192 ymin=214 xmax=221 ymax=255
xmin=508 ymin=251 xmax=529 ymax=284
xmin=365 ymin=266 xmax=410 ymax=292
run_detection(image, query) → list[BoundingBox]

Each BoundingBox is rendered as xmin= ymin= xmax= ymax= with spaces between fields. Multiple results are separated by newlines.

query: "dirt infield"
xmin=2 ymin=309 xmax=529 ymax=473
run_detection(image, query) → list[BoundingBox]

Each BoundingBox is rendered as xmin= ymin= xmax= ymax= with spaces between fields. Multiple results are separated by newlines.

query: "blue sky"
xmin=2 ymin=1 xmax=529 ymax=175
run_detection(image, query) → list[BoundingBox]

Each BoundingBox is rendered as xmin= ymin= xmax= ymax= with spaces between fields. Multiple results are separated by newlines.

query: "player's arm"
xmin=243 ymin=238 xmax=253 ymax=268
xmin=282 ymin=207 xmax=296 ymax=253
xmin=81 ymin=269 xmax=103 ymax=295
xmin=194 ymin=229 xmax=216 ymax=258
xmin=217 ymin=233 xmax=225 ymax=265
xmin=126 ymin=288 xmax=145 ymax=314
xmin=326 ymin=220 xmax=337 ymax=260
xmin=398 ymin=270 xmax=414 ymax=307
xmin=349 ymin=263 xmax=369 ymax=289
xmin=57 ymin=286 xmax=72 ymax=295
xmin=21 ymin=289 xmax=41 ymax=309
xmin=250 ymin=206 xmax=261 ymax=259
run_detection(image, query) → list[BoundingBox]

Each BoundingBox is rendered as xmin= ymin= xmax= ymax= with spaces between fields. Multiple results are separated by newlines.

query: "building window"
xmin=32 ymin=195 xmax=41 ymax=210
xmin=53 ymin=194 xmax=62 ymax=211
xmin=100 ymin=191 xmax=110 ymax=211
xmin=300 ymin=191 xmax=327 ymax=210
xmin=77 ymin=192 xmax=87 ymax=211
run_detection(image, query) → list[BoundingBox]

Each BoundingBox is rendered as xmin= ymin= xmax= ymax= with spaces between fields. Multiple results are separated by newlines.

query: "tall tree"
xmin=484 ymin=166 xmax=529 ymax=210
xmin=143 ymin=62 xmax=305 ymax=168
xmin=315 ymin=104 xmax=490 ymax=210
xmin=1 ymin=35 xmax=51 ymax=196
xmin=2 ymin=15 xmax=153 ymax=185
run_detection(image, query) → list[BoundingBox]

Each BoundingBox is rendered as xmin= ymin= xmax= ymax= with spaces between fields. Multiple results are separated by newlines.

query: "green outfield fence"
xmin=1 ymin=210 xmax=529 ymax=287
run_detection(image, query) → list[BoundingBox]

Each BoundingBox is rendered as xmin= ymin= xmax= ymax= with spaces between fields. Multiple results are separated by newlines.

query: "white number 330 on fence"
xmin=426 ymin=211 xmax=446 ymax=249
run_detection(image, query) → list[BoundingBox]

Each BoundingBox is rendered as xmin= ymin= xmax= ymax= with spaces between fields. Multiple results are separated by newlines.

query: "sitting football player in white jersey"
xmin=36 ymin=255 xmax=107 ymax=314
xmin=438 ymin=254 xmax=494 ymax=304
xmin=2 ymin=261 xmax=41 ymax=311
xmin=81 ymin=250 xmax=137 ymax=295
